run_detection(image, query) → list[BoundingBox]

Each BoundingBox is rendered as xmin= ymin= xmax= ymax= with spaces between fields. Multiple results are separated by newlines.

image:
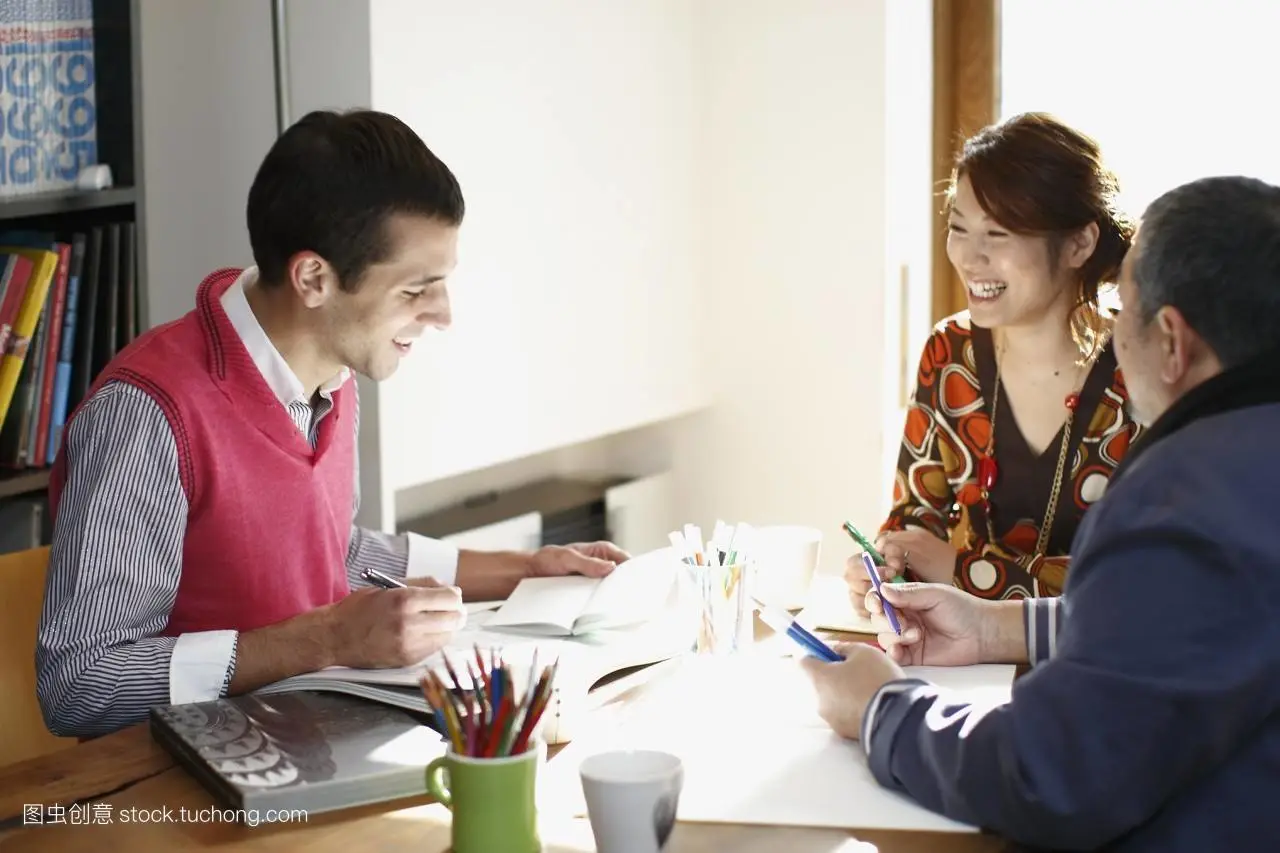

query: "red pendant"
xmin=978 ymin=455 xmax=998 ymax=490
xmin=1065 ymin=392 xmax=1080 ymax=411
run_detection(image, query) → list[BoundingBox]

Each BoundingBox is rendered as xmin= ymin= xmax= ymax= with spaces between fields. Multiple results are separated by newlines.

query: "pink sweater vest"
xmin=49 ymin=268 xmax=353 ymax=635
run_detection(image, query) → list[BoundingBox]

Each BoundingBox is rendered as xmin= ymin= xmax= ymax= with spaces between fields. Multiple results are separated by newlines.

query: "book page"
xmin=484 ymin=575 xmax=601 ymax=635
xmin=576 ymin=551 xmax=678 ymax=632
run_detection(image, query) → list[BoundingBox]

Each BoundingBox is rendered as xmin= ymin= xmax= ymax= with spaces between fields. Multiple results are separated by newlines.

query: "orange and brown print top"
xmin=883 ymin=314 xmax=1143 ymax=599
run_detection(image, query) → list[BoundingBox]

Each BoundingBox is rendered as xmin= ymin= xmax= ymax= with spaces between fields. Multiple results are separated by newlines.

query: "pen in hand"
xmin=860 ymin=552 xmax=902 ymax=635
xmin=842 ymin=520 xmax=904 ymax=584
xmin=754 ymin=599 xmax=845 ymax=662
xmin=361 ymin=568 xmax=408 ymax=590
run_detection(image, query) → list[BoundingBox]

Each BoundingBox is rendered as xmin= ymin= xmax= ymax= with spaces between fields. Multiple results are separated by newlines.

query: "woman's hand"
xmin=844 ymin=550 xmax=901 ymax=618
xmin=877 ymin=527 xmax=958 ymax=585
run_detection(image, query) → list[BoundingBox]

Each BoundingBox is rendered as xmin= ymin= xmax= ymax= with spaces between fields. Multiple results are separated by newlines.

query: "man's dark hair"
xmin=246 ymin=109 xmax=464 ymax=291
xmin=1133 ymin=175 xmax=1280 ymax=368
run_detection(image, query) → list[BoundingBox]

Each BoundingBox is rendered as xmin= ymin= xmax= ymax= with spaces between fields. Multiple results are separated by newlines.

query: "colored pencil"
xmin=418 ymin=650 xmax=558 ymax=757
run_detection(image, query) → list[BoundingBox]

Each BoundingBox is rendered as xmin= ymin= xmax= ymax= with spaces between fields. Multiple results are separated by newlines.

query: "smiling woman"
xmin=848 ymin=113 xmax=1145 ymax=607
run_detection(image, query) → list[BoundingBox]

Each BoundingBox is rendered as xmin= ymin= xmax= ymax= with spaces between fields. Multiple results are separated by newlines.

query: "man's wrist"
xmin=460 ymin=549 xmax=535 ymax=575
xmin=226 ymin=605 xmax=339 ymax=695
xmin=310 ymin=604 xmax=342 ymax=670
xmin=976 ymin=599 xmax=1031 ymax=664
xmin=455 ymin=549 xmax=536 ymax=600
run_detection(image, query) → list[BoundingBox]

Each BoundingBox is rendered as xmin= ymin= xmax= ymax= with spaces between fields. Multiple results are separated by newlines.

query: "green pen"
xmin=841 ymin=521 xmax=905 ymax=583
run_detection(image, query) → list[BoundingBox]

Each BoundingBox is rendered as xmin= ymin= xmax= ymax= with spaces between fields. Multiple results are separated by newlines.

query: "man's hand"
xmin=324 ymin=585 xmax=466 ymax=669
xmin=455 ymin=541 xmax=630 ymax=601
xmin=530 ymin=541 xmax=630 ymax=579
xmin=406 ymin=577 xmax=444 ymax=588
xmin=799 ymin=642 xmax=905 ymax=740
xmin=867 ymin=581 xmax=1022 ymax=666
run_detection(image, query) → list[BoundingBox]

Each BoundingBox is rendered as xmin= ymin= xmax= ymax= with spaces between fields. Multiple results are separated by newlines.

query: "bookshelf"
xmin=0 ymin=0 xmax=145 ymax=550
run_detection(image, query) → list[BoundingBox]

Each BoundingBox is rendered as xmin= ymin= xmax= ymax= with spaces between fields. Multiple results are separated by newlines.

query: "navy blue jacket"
xmin=863 ymin=359 xmax=1280 ymax=851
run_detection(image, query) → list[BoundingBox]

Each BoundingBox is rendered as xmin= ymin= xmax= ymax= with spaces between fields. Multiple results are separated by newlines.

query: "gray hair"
xmin=1133 ymin=176 xmax=1280 ymax=368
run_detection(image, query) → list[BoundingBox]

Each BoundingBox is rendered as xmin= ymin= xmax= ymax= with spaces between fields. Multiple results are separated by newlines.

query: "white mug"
xmin=751 ymin=525 xmax=823 ymax=609
xmin=579 ymin=749 xmax=683 ymax=853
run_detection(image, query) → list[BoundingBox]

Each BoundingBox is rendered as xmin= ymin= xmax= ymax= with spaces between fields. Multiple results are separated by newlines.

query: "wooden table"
xmin=0 ymin=631 xmax=1016 ymax=853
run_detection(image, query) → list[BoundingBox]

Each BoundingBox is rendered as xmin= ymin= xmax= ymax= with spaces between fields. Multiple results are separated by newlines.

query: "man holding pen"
xmin=37 ymin=109 xmax=628 ymax=739
xmin=801 ymin=176 xmax=1280 ymax=851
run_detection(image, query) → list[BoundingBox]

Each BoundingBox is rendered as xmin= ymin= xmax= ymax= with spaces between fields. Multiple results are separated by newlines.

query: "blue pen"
xmin=861 ymin=552 xmax=903 ymax=635
xmin=755 ymin=602 xmax=845 ymax=662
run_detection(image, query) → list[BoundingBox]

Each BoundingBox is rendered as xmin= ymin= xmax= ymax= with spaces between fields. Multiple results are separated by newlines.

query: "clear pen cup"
xmin=684 ymin=559 xmax=754 ymax=654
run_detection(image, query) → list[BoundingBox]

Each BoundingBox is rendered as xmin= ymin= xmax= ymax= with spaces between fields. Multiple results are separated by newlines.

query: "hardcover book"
xmin=150 ymin=692 xmax=447 ymax=820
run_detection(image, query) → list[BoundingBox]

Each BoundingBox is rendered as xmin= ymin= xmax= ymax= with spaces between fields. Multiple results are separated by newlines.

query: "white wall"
xmin=137 ymin=1 xmax=902 ymax=576
xmin=283 ymin=0 xmax=371 ymax=116
xmin=137 ymin=0 xmax=277 ymax=326
xmin=674 ymin=0 xmax=890 ymax=578
xmin=368 ymin=0 xmax=709 ymax=496
xmin=881 ymin=0 xmax=936 ymax=510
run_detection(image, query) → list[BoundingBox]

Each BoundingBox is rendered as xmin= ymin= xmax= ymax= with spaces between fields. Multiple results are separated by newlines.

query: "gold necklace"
xmin=980 ymin=338 xmax=1105 ymax=559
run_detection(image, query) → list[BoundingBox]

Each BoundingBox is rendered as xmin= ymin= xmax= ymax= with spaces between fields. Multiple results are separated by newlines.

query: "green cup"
xmin=425 ymin=741 xmax=544 ymax=853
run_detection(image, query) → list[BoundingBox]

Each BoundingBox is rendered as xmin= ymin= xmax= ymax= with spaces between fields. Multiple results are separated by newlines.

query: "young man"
xmin=802 ymin=175 xmax=1280 ymax=851
xmin=37 ymin=110 xmax=628 ymax=738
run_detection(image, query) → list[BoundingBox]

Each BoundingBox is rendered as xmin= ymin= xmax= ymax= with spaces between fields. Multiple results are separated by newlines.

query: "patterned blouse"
xmin=882 ymin=313 xmax=1144 ymax=599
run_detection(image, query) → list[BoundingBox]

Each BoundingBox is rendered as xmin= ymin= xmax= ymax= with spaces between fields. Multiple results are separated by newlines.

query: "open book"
xmin=243 ymin=559 xmax=697 ymax=744
xmin=482 ymin=547 xmax=681 ymax=637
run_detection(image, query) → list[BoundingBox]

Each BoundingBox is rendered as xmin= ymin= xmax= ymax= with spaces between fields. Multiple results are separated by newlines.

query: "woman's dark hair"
xmin=947 ymin=112 xmax=1134 ymax=358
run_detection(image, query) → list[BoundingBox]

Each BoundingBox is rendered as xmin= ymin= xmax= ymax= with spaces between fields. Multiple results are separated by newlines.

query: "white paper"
xmin=486 ymin=575 xmax=600 ymax=635
xmin=486 ymin=549 xmax=680 ymax=636
xmin=542 ymin=655 xmax=1015 ymax=834
xmin=796 ymin=574 xmax=877 ymax=634
xmin=465 ymin=600 xmax=506 ymax=615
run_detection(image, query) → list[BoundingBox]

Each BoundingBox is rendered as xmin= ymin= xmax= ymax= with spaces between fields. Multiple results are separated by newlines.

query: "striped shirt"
xmin=36 ymin=268 xmax=458 ymax=738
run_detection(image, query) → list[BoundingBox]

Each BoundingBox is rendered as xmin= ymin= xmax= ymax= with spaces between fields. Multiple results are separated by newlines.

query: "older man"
xmin=803 ymin=175 xmax=1280 ymax=851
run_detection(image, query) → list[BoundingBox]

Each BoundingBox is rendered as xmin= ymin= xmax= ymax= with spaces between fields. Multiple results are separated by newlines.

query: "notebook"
xmin=542 ymin=655 xmax=1016 ymax=834
xmin=484 ymin=547 xmax=681 ymax=637
xmin=796 ymin=573 xmax=877 ymax=634
xmin=149 ymin=692 xmax=447 ymax=821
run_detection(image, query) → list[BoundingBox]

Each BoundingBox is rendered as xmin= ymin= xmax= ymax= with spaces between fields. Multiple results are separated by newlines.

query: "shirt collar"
xmin=220 ymin=266 xmax=350 ymax=406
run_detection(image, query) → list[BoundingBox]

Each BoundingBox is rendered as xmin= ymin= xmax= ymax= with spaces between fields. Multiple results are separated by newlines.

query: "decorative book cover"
xmin=149 ymin=692 xmax=448 ymax=822
xmin=0 ymin=0 xmax=97 ymax=197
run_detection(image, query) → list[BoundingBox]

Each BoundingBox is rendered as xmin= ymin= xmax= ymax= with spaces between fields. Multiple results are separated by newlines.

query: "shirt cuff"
xmin=169 ymin=630 xmax=239 ymax=704
xmin=1023 ymin=597 xmax=1061 ymax=666
xmin=406 ymin=532 xmax=460 ymax=586
xmin=860 ymin=678 xmax=927 ymax=757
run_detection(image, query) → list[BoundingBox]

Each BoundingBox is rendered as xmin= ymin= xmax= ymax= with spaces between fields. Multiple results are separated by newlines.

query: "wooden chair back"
xmin=0 ymin=546 xmax=76 ymax=765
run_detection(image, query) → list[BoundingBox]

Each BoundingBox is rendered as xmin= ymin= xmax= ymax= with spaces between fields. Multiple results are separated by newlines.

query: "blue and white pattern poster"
xmin=0 ymin=0 xmax=96 ymax=197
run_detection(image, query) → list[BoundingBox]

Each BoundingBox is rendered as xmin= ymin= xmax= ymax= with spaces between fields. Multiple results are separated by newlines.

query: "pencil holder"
xmin=687 ymin=560 xmax=754 ymax=655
